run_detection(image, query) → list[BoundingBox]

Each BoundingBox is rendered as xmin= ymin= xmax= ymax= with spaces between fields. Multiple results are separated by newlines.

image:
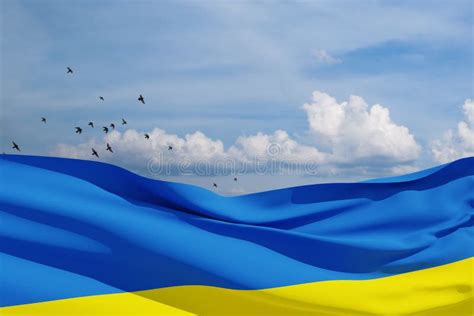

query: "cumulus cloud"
xmin=431 ymin=99 xmax=474 ymax=163
xmin=54 ymin=128 xmax=226 ymax=174
xmin=302 ymin=91 xmax=421 ymax=164
xmin=53 ymin=128 xmax=321 ymax=176
xmin=314 ymin=49 xmax=341 ymax=65
xmin=229 ymin=130 xmax=324 ymax=163
xmin=52 ymin=90 xmax=422 ymax=179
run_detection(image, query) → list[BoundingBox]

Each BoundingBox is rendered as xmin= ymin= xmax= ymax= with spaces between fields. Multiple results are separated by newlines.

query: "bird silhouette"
xmin=99 ymin=96 xmax=104 ymax=101
xmin=213 ymin=183 xmax=218 ymax=188
xmin=75 ymin=127 xmax=82 ymax=134
xmin=91 ymin=148 xmax=99 ymax=158
xmin=168 ymin=145 xmax=173 ymax=150
xmin=67 ymin=67 xmax=73 ymax=74
xmin=121 ymin=118 xmax=127 ymax=125
xmin=41 ymin=117 xmax=46 ymax=123
xmin=88 ymin=122 xmax=94 ymax=128
xmin=110 ymin=123 xmax=115 ymax=130
xmin=12 ymin=141 xmax=20 ymax=152
xmin=106 ymin=143 xmax=113 ymax=153
xmin=138 ymin=94 xmax=145 ymax=104
xmin=234 ymin=177 xmax=238 ymax=182
xmin=144 ymin=133 xmax=150 ymax=139
xmin=102 ymin=126 xmax=109 ymax=134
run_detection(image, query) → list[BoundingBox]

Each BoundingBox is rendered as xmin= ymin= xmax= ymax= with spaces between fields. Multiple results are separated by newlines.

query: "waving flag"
xmin=0 ymin=155 xmax=473 ymax=315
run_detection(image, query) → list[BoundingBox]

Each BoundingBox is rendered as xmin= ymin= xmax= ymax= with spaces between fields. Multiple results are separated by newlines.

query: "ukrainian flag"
xmin=0 ymin=155 xmax=473 ymax=315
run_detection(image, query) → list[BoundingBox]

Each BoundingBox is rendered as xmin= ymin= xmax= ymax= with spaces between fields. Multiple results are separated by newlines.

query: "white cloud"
xmin=53 ymin=128 xmax=226 ymax=172
xmin=302 ymin=91 xmax=421 ymax=164
xmin=229 ymin=130 xmax=324 ymax=163
xmin=314 ymin=49 xmax=341 ymax=65
xmin=52 ymin=91 xmax=421 ymax=179
xmin=431 ymin=99 xmax=474 ymax=163
xmin=53 ymin=128 xmax=321 ymax=176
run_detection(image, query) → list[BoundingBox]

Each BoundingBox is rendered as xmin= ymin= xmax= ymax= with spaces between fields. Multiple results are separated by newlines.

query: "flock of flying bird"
xmin=72 ymin=118 xmax=136 ymax=157
xmin=9 ymin=67 xmax=237 ymax=188
xmin=12 ymin=67 xmax=151 ymax=158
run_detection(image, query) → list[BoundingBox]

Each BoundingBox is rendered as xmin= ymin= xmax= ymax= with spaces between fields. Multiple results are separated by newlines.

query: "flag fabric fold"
xmin=0 ymin=155 xmax=473 ymax=315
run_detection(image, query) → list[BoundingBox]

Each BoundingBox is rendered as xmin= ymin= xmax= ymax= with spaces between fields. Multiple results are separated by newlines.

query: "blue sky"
xmin=1 ymin=0 xmax=473 ymax=193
